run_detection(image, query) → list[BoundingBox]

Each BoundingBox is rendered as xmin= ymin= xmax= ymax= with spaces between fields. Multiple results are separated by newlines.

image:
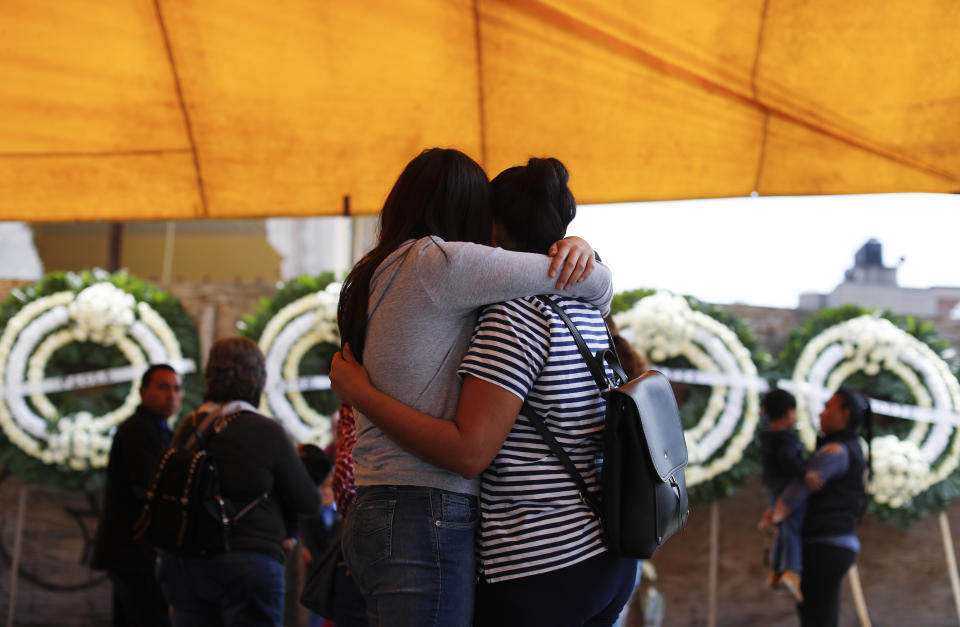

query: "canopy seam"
xmin=515 ymin=0 xmax=958 ymax=184
xmin=474 ymin=0 xmax=488 ymax=167
xmin=751 ymin=0 xmax=771 ymax=192
xmin=0 ymin=149 xmax=192 ymax=159
xmin=153 ymin=0 xmax=208 ymax=217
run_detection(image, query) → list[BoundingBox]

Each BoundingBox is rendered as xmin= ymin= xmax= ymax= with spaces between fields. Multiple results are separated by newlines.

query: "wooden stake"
xmin=161 ymin=221 xmax=176 ymax=283
xmin=939 ymin=512 xmax=960 ymax=624
xmin=199 ymin=303 xmax=217 ymax=369
xmin=848 ymin=564 xmax=871 ymax=627
xmin=708 ymin=501 xmax=719 ymax=627
xmin=6 ymin=484 xmax=29 ymax=627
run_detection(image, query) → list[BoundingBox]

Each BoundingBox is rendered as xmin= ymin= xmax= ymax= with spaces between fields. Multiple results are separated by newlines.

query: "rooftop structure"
xmin=799 ymin=239 xmax=960 ymax=318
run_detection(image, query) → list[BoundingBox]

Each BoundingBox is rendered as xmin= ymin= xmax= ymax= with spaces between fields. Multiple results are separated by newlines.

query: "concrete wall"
xmin=30 ymin=221 xmax=283 ymax=284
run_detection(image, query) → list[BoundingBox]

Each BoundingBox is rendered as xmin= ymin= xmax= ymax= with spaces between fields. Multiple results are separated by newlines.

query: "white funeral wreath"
xmin=791 ymin=315 xmax=960 ymax=509
xmin=614 ymin=291 xmax=761 ymax=488
xmin=0 ymin=283 xmax=187 ymax=470
xmin=257 ymin=282 xmax=342 ymax=446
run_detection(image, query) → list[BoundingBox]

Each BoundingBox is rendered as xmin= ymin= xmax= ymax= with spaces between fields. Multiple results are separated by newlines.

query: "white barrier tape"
xmin=652 ymin=367 xmax=960 ymax=427
xmin=0 ymin=358 xmax=196 ymax=396
xmin=655 ymin=366 xmax=770 ymax=391
xmin=866 ymin=398 xmax=960 ymax=428
xmin=265 ymin=375 xmax=332 ymax=393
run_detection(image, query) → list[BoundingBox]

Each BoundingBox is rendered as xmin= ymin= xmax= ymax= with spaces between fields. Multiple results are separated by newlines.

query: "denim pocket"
xmin=436 ymin=492 xmax=478 ymax=530
xmin=344 ymin=498 xmax=395 ymax=567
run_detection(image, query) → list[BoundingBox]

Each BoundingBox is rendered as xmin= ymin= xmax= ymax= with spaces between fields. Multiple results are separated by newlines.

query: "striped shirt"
xmin=458 ymin=295 xmax=612 ymax=582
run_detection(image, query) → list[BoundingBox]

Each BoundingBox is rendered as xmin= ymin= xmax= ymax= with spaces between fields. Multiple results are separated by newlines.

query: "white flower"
xmin=68 ymin=283 xmax=135 ymax=345
xmin=616 ymin=291 xmax=760 ymax=487
xmin=0 ymin=282 xmax=186 ymax=472
xmin=868 ymin=436 xmax=928 ymax=507
xmin=792 ymin=313 xmax=960 ymax=501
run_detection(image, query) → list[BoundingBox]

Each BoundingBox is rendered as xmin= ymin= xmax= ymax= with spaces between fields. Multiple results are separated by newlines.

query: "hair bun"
xmin=527 ymin=157 xmax=568 ymax=188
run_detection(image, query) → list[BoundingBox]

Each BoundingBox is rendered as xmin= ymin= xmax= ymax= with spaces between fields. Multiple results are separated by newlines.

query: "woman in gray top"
xmin=336 ymin=148 xmax=613 ymax=627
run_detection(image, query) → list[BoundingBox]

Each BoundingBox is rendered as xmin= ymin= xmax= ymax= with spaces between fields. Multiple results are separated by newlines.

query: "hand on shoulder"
xmin=821 ymin=442 xmax=845 ymax=455
xmin=547 ymin=236 xmax=596 ymax=290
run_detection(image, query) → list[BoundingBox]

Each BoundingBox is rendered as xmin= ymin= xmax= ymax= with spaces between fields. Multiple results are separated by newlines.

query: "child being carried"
xmin=758 ymin=388 xmax=806 ymax=602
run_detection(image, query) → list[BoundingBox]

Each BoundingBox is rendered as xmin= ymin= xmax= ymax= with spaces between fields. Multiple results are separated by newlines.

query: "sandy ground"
xmin=624 ymin=473 xmax=960 ymax=627
xmin=4 ymin=471 xmax=960 ymax=626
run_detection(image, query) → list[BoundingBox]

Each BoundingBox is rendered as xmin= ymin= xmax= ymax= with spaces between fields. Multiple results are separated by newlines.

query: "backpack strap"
xmin=517 ymin=295 xmax=625 ymax=523
xmin=183 ymin=410 xmax=244 ymax=451
xmin=179 ymin=410 xmax=218 ymax=451
xmin=232 ymin=492 xmax=270 ymax=523
xmin=538 ymin=295 xmax=626 ymax=390
xmin=520 ymin=401 xmax=603 ymax=520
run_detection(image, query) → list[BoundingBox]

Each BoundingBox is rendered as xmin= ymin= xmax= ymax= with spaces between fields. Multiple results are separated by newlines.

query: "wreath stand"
xmin=703 ymin=504 xmax=960 ymax=627
xmin=845 ymin=513 xmax=960 ymax=627
xmin=5 ymin=483 xmax=28 ymax=627
xmin=940 ymin=512 xmax=960 ymax=625
xmin=707 ymin=502 xmax=719 ymax=627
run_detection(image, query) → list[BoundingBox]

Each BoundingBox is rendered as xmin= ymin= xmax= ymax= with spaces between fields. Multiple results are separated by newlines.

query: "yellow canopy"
xmin=1 ymin=0 xmax=957 ymax=222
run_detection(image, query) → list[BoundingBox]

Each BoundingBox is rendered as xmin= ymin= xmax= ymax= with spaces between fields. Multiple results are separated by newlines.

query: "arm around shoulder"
xmin=331 ymin=346 xmax=521 ymax=479
xmin=416 ymin=238 xmax=613 ymax=315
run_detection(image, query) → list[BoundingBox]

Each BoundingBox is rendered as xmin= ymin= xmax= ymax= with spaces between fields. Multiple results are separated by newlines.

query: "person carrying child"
xmin=758 ymin=388 xmax=805 ymax=601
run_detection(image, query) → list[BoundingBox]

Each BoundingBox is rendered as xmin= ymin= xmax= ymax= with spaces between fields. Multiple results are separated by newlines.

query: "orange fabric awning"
xmin=1 ymin=0 xmax=957 ymax=222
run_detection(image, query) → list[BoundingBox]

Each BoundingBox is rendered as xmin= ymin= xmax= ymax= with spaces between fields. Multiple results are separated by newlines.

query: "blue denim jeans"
xmin=157 ymin=551 xmax=285 ymax=626
xmin=764 ymin=485 xmax=805 ymax=573
xmin=342 ymin=485 xmax=478 ymax=627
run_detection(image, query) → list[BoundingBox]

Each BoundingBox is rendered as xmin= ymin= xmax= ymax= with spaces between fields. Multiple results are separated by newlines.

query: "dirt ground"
xmin=626 ymin=473 xmax=960 ymax=627
xmin=4 ymin=470 xmax=960 ymax=626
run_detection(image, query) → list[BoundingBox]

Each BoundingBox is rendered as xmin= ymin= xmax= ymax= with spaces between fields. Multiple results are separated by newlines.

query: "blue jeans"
xmin=157 ymin=551 xmax=284 ymax=627
xmin=764 ymin=485 xmax=805 ymax=573
xmin=342 ymin=485 xmax=478 ymax=627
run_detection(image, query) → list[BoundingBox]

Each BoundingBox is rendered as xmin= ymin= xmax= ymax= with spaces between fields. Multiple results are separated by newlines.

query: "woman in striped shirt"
xmin=332 ymin=158 xmax=637 ymax=626
xmin=335 ymin=148 xmax=613 ymax=627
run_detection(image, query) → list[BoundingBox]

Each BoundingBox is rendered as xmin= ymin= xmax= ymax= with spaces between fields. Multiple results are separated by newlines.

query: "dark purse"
xmin=299 ymin=531 xmax=343 ymax=620
xmin=521 ymin=295 xmax=690 ymax=559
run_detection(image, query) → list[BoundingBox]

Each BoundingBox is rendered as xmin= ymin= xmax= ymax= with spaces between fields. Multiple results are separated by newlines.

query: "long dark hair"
xmin=836 ymin=388 xmax=875 ymax=477
xmin=490 ymin=157 xmax=576 ymax=254
xmin=337 ymin=148 xmax=492 ymax=361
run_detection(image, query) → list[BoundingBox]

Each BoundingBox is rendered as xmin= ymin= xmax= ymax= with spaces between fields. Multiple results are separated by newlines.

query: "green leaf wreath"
xmin=777 ymin=305 xmax=960 ymax=528
xmin=0 ymin=270 xmax=201 ymax=493
xmin=237 ymin=272 xmax=342 ymax=422
xmin=612 ymin=289 xmax=771 ymax=506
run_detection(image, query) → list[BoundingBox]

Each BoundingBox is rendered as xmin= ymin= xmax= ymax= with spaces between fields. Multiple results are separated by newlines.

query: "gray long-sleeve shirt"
xmin=354 ymin=236 xmax=614 ymax=495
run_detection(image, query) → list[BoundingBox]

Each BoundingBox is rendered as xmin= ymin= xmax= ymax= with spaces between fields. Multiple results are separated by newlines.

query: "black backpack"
xmin=521 ymin=295 xmax=690 ymax=559
xmin=133 ymin=410 xmax=264 ymax=556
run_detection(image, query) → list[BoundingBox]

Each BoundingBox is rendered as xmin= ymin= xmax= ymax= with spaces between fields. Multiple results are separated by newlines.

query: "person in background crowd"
xmin=296 ymin=444 xmax=337 ymax=627
xmin=333 ymin=147 xmax=611 ymax=627
xmin=90 ymin=364 xmax=183 ymax=627
xmin=157 ymin=338 xmax=318 ymax=627
xmin=757 ymin=388 xmax=806 ymax=601
xmin=761 ymin=388 xmax=874 ymax=627
xmin=297 ymin=443 xmax=366 ymax=627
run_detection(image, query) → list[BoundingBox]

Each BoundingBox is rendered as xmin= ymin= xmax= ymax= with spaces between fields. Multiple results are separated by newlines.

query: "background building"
xmin=799 ymin=239 xmax=960 ymax=318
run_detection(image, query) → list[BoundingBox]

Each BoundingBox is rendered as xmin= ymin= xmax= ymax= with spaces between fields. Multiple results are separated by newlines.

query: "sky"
xmin=569 ymin=193 xmax=960 ymax=309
